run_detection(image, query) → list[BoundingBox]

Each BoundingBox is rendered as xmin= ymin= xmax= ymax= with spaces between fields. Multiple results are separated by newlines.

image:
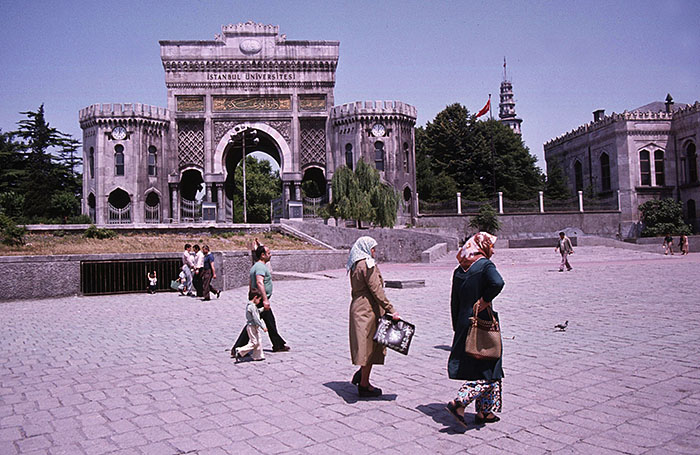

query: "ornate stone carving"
xmin=267 ymin=121 xmax=291 ymax=143
xmin=177 ymin=121 xmax=204 ymax=169
xmin=299 ymin=95 xmax=326 ymax=111
xmin=213 ymin=96 xmax=291 ymax=111
xmin=240 ymin=39 xmax=262 ymax=54
xmin=300 ymin=120 xmax=326 ymax=167
xmin=212 ymin=120 xmax=291 ymax=145
xmin=176 ymin=96 xmax=204 ymax=112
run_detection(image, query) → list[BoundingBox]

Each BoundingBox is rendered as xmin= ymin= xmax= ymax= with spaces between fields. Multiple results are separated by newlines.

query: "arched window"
xmin=374 ymin=141 xmax=385 ymax=171
xmin=403 ymin=142 xmax=409 ymax=173
xmin=574 ymin=160 xmax=583 ymax=192
xmin=688 ymin=199 xmax=697 ymax=223
xmin=688 ymin=142 xmax=698 ymax=183
xmin=114 ymin=144 xmax=124 ymax=176
xmin=600 ymin=152 xmax=611 ymax=192
xmin=345 ymin=143 xmax=353 ymax=170
xmin=639 ymin=150 xmax=651 ymax=186
xmin=89 ymin=147 xmax=95 ymax=178
xmin=88 ymin=193 xmax=96 ymax=223
xmin=148 ymin=146 xmax=157 ymax=176
xmin=654 ymin=150 xmax=665 ymax=186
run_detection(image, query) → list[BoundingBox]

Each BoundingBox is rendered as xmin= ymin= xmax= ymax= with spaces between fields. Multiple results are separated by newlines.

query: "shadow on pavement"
xmin=434 ymin=344 xmax=451 ymax=351
xmin=323 ymin=381 xmax=397 ymax=404
xmin=416 ymin=403 xmax=484 ymax=434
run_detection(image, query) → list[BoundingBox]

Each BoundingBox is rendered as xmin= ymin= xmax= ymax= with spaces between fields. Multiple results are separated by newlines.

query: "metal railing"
xmin=108 ymin=203 xmax=131 ymax=224
xmin=303 ymin=195 xmax=328 ymax=218
xmin=271 ymin=197 xmax=283 ymax=222
xmin=145 ymin=203 xmax=160 ymax=223
xmin=80 ymin=258 xmax=182 ymax=295
xmin=180 ymin=198 xmax=202 ymax=222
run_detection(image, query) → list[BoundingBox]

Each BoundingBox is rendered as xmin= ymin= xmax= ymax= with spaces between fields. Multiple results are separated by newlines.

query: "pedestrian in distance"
xmin=201 ymin=244 xmax=221 ymax=301
xmin=231 ymin=244 xmax=290 ymax=354
xmin=679 ymin=234 xmax=689 ymax=255
xmin=192 ymin=244 xmax=204 ymax=297
xmin=182 ymin=243 xmax=195 ymax=297
xmin=146 ymin=270 xmax=157 ymax=294
xmin=446 ymin=232 xmax=505 ymax=426
xmin=555 ymin=231 xmax=574 ymax=271
xmin=347 ymin=236 xmax=401 ymax=398
xmin=233 ymin=288 xmax=267 ymax=362
xmin=663 ymin=233 xmax=674 ymax=255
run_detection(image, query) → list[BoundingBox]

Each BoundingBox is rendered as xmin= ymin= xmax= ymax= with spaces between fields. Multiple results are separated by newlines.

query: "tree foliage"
xmin=469 ymin=203 xmax=501 ymax=234
xmin=231 ymin=156 xmax=282 ymax=223
xmin=0 ymin=105 xmax=82 ymax=223
xmin=639 ymin=198 xmax=692 ymax=237
xmin=416 ymin=103 xmax=544 ymax=202
xmin=544 ymin=159 xmax=571 ymax=200
xmin=330 ymin=159 xmax=398 ymax=228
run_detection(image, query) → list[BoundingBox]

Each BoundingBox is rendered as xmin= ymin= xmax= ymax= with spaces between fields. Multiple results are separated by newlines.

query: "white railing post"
xmin=416 ymin=192 xmax=420 ymax=216
xmin=498 ymin=192 xmax=504 ymax=214
xmin=539 ymin=191 xmax=544 ymax=213
xmin=617 ymin=189 xmax=621 ymax=211
xmin=457 ymin=192 xmax=462 ymax=215
xmin=578 ymin=190 xmax=584 ymax=212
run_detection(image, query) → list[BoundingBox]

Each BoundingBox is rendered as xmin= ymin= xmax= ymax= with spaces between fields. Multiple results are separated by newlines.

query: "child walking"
xmin=147 ymin=270 xmax=157 ymax=294
xmin=233 ymin=288 xmax=267 ymax=362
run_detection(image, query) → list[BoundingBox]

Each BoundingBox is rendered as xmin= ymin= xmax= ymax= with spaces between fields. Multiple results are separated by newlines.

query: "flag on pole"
xmin=475 ymin=97 xmax=490 ymax=118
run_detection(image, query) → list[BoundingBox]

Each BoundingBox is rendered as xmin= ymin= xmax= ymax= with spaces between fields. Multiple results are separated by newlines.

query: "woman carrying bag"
xmin=446 ymin=232 xmax=505 ymax=426
xmin=347 ymin=236 xmax=401 ymax=398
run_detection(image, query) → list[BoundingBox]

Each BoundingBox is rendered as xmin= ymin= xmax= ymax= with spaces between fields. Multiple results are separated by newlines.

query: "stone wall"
xmin=282 ymin=220 xmax=459 ymax=262
xmin=0 ymin=249 xmax=348 ymax=302
xmin=414 ymin=212 xmax=622 ymax=241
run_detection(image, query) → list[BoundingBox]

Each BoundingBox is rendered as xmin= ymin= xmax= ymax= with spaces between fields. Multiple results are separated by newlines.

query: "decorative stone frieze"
xmin=177 ymin=121 xmax=204 ymax=169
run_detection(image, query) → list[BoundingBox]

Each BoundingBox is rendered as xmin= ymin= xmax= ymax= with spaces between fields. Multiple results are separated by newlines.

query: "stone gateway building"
xmin=80 ymin=22 xmax=417 ymax=225
xmin=544 ymin=96 xmax=700 ymax=236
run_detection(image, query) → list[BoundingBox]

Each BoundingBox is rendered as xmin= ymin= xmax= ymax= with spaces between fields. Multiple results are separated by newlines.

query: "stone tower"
xmin=498 ymin=58 xmax=522 ymax=135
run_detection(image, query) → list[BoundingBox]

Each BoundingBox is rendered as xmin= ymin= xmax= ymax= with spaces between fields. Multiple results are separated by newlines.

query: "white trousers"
xmin=237 ymin=325 xmax=264 ymax=360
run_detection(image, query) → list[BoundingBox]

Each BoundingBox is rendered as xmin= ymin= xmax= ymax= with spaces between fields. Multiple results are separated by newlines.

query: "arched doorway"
xmin=224 ymin=128 xmax=282 ymax=223
xmin=87 ymin=193 xmax=96 ymax=223
xmin=107 ymin=188 xmax=130 ymax=224
xmin=180 ymin=169 xmax=204 ymax=221
xmin=301 ymin=167 xmax=326 ymax=198
xmin=145 ymin=191 xmax=160 ymax=223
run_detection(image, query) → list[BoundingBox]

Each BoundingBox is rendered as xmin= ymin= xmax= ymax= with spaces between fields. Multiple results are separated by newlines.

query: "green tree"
xmin=0 ymin=191 xmax=25 ymax=219
xmin=0 ymin=131 xmax=26 ymax=194
xmin=469 ymin=203 xmax=501 ymax=234
xmin=639 ymin=198 xmax=692 ymax=237
xmin=330 ymin=159 xmax=398 ymax=227
xmin=417 ymin=103 xmax=544 ymax=202
xmin=231 ymin=156 xmax=282 ymax=223
xmin=544 ymin=159 xmax=571 ymax=200
xmin=12 ymin=105 xmax=82 ymax=221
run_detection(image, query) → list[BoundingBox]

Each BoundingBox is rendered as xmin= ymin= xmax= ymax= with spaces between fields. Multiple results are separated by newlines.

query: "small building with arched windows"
xmin=544 ymin=95 xmax=700 ymax=235
xmin=79 ymin=22 xmax=417 ymax=226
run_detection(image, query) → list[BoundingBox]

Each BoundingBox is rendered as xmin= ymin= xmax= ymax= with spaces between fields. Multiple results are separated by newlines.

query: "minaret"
xmin=498 ymin=57 xmax=522 ymax=135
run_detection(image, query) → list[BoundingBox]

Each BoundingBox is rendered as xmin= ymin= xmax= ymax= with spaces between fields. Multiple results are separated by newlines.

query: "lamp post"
xmin=229 ymin=126 xmax=258 ymax=223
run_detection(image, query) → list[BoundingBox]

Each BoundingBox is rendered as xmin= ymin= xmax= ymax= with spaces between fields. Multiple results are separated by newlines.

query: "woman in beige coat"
xmin=347 ymin=236 xmax=400 ymax=397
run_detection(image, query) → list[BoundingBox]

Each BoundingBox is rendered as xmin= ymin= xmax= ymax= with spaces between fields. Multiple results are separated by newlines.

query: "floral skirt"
xmin=455 ymin=379 xmax=502 ymax=414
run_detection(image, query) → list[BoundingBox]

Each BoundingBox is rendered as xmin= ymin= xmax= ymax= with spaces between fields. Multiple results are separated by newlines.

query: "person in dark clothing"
xmin=201 ymin=244 xmax=221 ymax=301
xmin=231 ymin=244 xmax=290 ymax=355
xmin=446 ymin=232 xmax=505 ymax=427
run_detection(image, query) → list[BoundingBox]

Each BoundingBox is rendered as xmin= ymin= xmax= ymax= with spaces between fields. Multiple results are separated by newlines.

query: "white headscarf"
xmin=346 ymin=236 xmax=378 ymax=272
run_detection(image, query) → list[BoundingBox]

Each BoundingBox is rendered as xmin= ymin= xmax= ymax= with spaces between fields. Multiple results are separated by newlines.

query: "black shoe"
xmin=474 ymin=413 xmax=500 ymax=424
xmin=351 ymin=369 xmax=361 ymax=385
xmin=202 ymin=298 xmax=211 ymax=301
xmin=216 ymin=290 xmax=221 ymax=298
xmin=272 ymin=345 xmax=290 ymax=352
xmin=358 ymin=385 xmax=382 ymax=397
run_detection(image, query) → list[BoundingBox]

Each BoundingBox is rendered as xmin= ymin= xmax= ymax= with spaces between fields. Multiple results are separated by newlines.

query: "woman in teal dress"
xmin=446 ymin=232 xmax=505 ymax=426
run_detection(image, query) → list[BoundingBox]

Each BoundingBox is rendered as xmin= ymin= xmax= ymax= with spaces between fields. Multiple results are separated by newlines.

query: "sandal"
xmin=474 ymin=413 xmax=500 ymax=424
xmin=445 ymin=401 xmax=468 ymax=428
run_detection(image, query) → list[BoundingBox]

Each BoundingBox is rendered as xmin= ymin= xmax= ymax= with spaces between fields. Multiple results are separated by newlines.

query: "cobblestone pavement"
xmin=2 ymin=246 xmax=700 ymax=454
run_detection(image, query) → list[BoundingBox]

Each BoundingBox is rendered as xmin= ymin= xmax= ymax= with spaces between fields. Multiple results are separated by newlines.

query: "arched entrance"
xmin=301 ymin=167 xmax=326 ymax=198
xmin=107 ymin=188 xmax=130 ymax=224
xmin=87 ymin=193 xmax=96 ymax=223
xmin=145 ymin=191 xmax=160 ymax=223
xmin=223 ymin=128 xmax=282 ymax=223
xmin=180 ymin=169 xmax=204 ymax=221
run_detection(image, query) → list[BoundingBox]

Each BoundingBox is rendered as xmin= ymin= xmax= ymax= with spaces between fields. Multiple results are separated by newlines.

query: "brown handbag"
xmin=464 ymin=302 xmax=502 ymax=360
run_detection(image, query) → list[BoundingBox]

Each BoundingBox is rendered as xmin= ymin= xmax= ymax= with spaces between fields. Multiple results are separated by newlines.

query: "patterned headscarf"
xmin=456 ymin=232 xmax=497 ymax=270
xmin=346 ymin=236 xmax=378 ymax=272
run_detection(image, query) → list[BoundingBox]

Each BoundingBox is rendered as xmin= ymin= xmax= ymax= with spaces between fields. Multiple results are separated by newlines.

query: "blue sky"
xmin=1 ymin=0 xmax=698 ymax=170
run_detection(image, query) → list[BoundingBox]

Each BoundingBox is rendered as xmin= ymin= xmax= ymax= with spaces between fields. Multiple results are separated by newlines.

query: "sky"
xmin=1 ymin=0 xmax=698 ymax=172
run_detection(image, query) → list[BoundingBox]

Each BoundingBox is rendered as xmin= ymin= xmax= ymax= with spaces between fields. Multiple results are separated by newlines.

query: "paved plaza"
xmin=2 ymin=246 xmax=700 ymax=454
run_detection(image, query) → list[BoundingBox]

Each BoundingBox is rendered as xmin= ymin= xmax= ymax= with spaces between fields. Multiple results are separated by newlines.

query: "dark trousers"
xmin=233 ymin=307 xmax=286 ymax=351
xmin=202 ymin=269 xmax=218 ymax=299
xmin=193 ymin=270 xmax=203 ymax=297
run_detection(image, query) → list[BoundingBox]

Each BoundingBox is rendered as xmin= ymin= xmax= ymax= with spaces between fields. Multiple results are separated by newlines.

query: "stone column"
xmin=217 ymin=185 xmax=224 ymax=222
xmin=294 ymin=181 xmax=302 ymax=201
xmin=578 ymin=190 xmax=584 ymax=212
xmin=498 ymin=192 xmax=504 ymax=214
xmin=416 ymin=192 xmax=420 ymax=216
xmin=539 ymin=191 xmax=544 ymax=213
xmin=170 ymin=184 xmax=179 ymax=223
xmin=456 ymin=192 xmax=462 ymax=215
